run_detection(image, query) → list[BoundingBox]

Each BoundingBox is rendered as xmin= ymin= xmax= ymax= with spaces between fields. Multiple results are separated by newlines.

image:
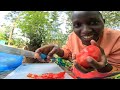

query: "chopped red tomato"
xmin=27 ymin=72 xmax=65 ymax=79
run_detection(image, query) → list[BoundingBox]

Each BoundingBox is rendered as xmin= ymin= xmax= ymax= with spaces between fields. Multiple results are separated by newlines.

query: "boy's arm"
xmin=60 ymin=34 xmax=72 ymax=60
xmin=107 ymin=37 xmax=120 ymax=72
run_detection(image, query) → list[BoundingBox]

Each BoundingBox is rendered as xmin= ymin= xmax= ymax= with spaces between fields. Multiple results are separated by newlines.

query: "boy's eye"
xmin=73 ymin=23 xmax=81 ymax=28
xmin=89 ymin=21 xmax=99 ymax=25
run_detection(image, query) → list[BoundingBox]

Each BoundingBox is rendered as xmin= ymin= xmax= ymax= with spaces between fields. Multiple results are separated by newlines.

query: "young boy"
xmin=34 ymin=11 xmax=120 ymax=79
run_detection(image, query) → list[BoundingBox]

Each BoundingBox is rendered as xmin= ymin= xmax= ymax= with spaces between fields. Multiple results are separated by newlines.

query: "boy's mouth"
xmin=83 ymin=35 xmax=93 ymax=39
xmin=81 ymin=34 xmax=94 ymax=41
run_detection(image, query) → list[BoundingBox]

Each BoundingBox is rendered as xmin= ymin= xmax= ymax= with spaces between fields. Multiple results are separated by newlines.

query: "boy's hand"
xmin=34 ymin=45 xmax=64 ymax=63
xmin=74 ymin=40 xmax=112 ymax=73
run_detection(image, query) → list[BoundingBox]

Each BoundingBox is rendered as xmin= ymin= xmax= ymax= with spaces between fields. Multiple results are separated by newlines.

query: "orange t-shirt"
xmin=62 ymin=28 xmax=120 ymax=79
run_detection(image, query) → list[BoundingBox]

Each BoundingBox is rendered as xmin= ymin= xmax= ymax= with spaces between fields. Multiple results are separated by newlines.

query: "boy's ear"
xmin=103 ymin=19 xmax=105 ymax=23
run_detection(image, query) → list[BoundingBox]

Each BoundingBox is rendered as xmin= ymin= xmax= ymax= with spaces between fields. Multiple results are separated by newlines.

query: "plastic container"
xmin=0 ymin=52 xmax=23 ymax=71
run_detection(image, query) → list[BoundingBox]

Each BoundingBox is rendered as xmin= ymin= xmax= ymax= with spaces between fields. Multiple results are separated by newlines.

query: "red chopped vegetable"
xmin=27 ymin=72 xmax=65 ymax=79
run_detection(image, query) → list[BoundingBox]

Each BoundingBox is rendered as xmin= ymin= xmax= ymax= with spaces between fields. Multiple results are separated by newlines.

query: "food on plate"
xmin=27 ymin=72 xmax=65 ymax=79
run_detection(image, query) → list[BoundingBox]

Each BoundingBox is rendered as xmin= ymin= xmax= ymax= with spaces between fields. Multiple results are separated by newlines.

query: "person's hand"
xmin=74 ymin=40 xmax=112 ymax=73
xmin=34 ymin=44 xmax=62 ymax=63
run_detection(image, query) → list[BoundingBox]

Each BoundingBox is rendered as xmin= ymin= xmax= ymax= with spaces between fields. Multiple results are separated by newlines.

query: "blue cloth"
xmin=0 ymin=52 xmax=23 ymax=71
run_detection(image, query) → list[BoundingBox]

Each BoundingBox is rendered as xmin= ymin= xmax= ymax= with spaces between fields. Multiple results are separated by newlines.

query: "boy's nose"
xmin=82 ymin=25 xmax=92 ymax=32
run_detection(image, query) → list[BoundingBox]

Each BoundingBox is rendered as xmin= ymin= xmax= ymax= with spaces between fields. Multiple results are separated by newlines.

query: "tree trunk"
xmin=8 ymin=24 xmax=15 ymax=45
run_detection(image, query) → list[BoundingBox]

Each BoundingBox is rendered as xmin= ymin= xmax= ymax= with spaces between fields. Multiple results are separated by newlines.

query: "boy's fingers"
xmin=47 ymin=46 xmax=58 ymax=59
xmin=73 ymin=61 xmax=89 ymax=73
xmin=72 ymin=54 xmax=76 ymax=60
xmin=90 ymin=40 xmax=107 ymax=68
xmin=35 ymin=48 xmax=42 ymax=53
xmin=90 ymin=40 xmax=98 ymax=46
xmin=87 ymin=56 xmax=101 ymax=69
xmin=36 ymin=59 xmax=46 ymax=63
xmin=34 ymin=52 xmax=41 ymax=60
xmin=91 ymin=40 xmax=105 ymax=55
xmin=34 ymin=52 xmax=47 ymax=63
xmin=87 ymin=56 xmax=105 ymax=69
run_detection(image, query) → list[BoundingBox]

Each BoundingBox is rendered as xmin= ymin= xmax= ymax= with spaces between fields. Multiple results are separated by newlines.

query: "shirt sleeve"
xmin=108 ymin=37 xmax=120 ymax=69
xmin=61 ymin=34 xmax=72 ymax=59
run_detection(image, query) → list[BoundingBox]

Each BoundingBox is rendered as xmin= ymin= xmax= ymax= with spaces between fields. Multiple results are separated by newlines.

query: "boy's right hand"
xmin=34 ymin=45 xmax=62 ymax=63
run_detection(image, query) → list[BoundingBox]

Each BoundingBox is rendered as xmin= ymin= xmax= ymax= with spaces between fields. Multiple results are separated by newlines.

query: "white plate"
xmin=4 ymin=63 xmax=73 ymax=79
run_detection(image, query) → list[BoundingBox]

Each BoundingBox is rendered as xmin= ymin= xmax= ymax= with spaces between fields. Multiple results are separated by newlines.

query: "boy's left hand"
xmin=73 ymin=40 xmax=112 ymax=73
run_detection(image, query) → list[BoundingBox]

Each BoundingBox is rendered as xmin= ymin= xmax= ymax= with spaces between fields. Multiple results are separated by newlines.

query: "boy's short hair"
xmin=71 ymin=11 xmax=104 ymax=20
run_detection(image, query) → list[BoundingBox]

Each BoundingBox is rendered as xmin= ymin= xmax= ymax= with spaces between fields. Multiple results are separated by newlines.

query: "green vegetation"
xmin=0 ymin=11 xmax=120 ymax=50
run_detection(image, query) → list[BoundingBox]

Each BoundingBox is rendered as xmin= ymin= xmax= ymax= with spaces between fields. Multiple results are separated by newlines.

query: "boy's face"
xmin=72 ymin=11 xmax=104 ymax=45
